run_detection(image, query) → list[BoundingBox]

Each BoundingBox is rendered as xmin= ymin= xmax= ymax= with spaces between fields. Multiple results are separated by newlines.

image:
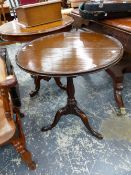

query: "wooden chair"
xmin=0 ymin=54 xmax=36 ymax=170
xmin=0 ymin=0 xmax=7 ymax=23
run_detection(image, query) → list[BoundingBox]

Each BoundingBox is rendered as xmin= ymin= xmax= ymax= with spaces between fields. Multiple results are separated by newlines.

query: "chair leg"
xmin=11 ymin=109 xmax=36 ymax=170
xmin=15 ymin=109 xmax=26 ymax=144
xmin=12 ymin=139 xmax=36 ymax=170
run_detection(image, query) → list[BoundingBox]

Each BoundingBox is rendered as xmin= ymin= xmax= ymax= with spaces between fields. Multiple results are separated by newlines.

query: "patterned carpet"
xmin=0 ymin=43 xmax=131 ymax=175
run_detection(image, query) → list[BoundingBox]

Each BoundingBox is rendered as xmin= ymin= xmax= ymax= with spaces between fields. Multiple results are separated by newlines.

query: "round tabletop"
xmin=0 ymin=15 xmax=73 ymax=42
xmin=16 ymin=31 xmax=123 ymax=77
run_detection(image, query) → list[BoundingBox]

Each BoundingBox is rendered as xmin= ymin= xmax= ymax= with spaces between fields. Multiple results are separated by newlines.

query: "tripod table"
xmin=16 ymin=31 xmax=123 ymax=139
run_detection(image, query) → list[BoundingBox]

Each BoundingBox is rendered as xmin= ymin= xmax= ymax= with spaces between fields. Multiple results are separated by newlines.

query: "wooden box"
xmin=16 ymin=1 xmax=62 ymax=27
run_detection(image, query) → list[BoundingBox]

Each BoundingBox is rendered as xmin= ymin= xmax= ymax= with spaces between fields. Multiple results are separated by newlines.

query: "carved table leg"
xmin=42 ymin=77 xmax=103 ymax=139
xmin=113 ymin=78 xmax=125 ymax=115
xmin=30 ymin=76 xmax=66 ymax=97
xmin=30 ymin=76 xmax=44 ymax=97
xmin=54 ymin=77 xmax=67 ymax=90
xmin=106 ymin=69 xmax=125 ymax=115
xmin=41 ymin=106 xmax=68 ymax=131
xmin=106 ymin=52 xmax=131 ymax=115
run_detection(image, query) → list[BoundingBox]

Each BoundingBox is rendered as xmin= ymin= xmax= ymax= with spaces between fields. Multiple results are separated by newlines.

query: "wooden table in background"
xmin=0 ymin=14 xmax=73 ymax=42
xmin=0 ymin=15 xmax=74 ymax=96
xmin=16 ymin=31 xmax=123 ymax=139
xmin=71 ymin=9 xmax=131 ymax=115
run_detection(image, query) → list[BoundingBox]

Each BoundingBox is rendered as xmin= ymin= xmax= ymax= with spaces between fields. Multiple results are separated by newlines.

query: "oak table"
xmin=0 ymin=15 xmax=74 ymax=96
xmin=16 ymin=31 xmax=123 ymax=139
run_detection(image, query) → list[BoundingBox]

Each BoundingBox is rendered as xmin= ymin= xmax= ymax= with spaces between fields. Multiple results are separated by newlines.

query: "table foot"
xmin=74 ymin=106 xmax=103 ymax=139
xmin=30 ymin=90 xmax=39 ymax=97
xmin=117 ymin=107 xmax=126 ymax=116
xmin=41 ymin=103 xmax=102 ymax=139
xmin=41 ymin=107 xmax=67 ymax=131
xmin=114 ymin=82 xmax=125 ymax=112
xmin=54 ymin=77 xmax=67 ymax=90
xmin=30 ymin=76 xmax=51 ymax=97
xmin=30 ymin=76 xmax=42 ymax=97
xmin=106 ymin=68 xmax=124 ymax=113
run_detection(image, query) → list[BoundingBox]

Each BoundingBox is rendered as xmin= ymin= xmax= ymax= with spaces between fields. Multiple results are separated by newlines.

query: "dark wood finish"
xmin=0 ymin=57 xmax=36 ymax=170
xmin=16 ymin=31 xmax=123 ymax=139
xmin=16 ymin=32 xmax=123 ymax=76
xmin=71 ymin=9 xmax=131 ymax=115
xmin=29 ymin=75 xmax=50 ymax=97
xmin=106 ymin=52 xmax=131 ymax=115
xmin=54 ymin=77 xmax=67 ymax=90
xmin=29 ymin=76 xmax=66 ymax=97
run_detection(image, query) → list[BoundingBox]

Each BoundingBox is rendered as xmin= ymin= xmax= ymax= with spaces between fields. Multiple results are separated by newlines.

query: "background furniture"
xmin=0 ymin=14 xmax=73 ymax=41
xmin=0 ymin=0 xmax=16 ymax=46
xmin=0 ymin=51 xmax=36 ymax=170
xmin=0 ymin=0 xmax=7 ymax=23
xmin=0 ymin=14 xmax=74 ymax=96
xmin=0 ymin=48 xmax=21 ymax=107
xmin=71 ymin=9 xmax=131 ymax=115
xmin=16 ymin=31 xmax=123 ymax=139
xmin=0 ymin=0 xmax=14 ymax=22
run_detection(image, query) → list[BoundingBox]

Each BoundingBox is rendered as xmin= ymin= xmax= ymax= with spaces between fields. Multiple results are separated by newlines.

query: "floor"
xmin=0 ymin=44 xmax=131 ymax=175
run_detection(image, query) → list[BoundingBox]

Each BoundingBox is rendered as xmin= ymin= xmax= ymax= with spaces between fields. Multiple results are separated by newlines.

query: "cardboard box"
xmin=16 ymin=1 xmax=62 ymax=27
